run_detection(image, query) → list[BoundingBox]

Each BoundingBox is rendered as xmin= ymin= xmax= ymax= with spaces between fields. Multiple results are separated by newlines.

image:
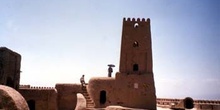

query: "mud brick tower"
xmin=117 ymin=17 xmax=156 ymax=109
xmin=120 ymin=18 xmax=153 ymax=75
xmin=0 ymin=47 xmax=21 ymax=90
xmin=88 ymin=18 xmax=156 ymax=109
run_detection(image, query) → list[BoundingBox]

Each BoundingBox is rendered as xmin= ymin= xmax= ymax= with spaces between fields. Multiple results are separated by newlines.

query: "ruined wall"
xmin=0 ymin=47 xmax=21 ymax=90
xmin=55 ymin=83 xmax=81 ymax=110
xmin=19 ymin=86 xmax=57 ymax=110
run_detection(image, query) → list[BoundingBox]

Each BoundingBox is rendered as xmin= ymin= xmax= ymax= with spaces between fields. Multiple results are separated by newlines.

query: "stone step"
xmin=81 ymin=90 xmax=88 ymax=93
xmin=87 ymin=103 xmax=94 ymax=105
xmin=86 ymin=99 xmax=93 ymax=101
xmin=83 ymin=94 xmax=89 ymax=97
xmin=82 ymin=93 xmax=89 ymax=95
xmin=80 ymin=89 xmax=95 ymax=109
xmin=86 ymin=100 xmax=93 ymax=103
xmin=82 ymin=92 xmax=88 ymax=94
xmin=86 ymin=105 xmax=95 ymax=108
xmin=84 ymin=96 xmax=90 ymax=99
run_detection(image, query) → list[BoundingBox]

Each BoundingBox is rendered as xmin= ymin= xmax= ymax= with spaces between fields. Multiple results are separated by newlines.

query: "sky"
xmin=0 ymin=0 xmax=219 ymax=100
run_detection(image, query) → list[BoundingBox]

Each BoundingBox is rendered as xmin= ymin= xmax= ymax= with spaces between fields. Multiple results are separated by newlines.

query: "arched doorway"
xmin=99 ymin=90 xmax=106 ymax=104
xmin=27 ymin=100 xmax=35 ymax=110
xmin=6 ymin=77 xmax=14 ymax=88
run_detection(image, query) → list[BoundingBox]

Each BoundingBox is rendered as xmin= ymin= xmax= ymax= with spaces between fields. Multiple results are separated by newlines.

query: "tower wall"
xmin=0 ymin=47 xmax=21 ymax=90
xmin=118 ymin=18 xmax=156 ymax=109
xmin=120 ymin=18 xmax=153 ymax=74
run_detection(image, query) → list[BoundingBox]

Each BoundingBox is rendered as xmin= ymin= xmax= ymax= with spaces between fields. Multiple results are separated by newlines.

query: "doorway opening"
xmin=99 ymin=90 xmax=106 ymax=104
xmin=27 ymin=100 xmax=35 ymax=110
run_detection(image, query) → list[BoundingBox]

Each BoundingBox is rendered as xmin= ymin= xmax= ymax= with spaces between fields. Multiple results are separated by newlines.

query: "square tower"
xmin=120 ymin=18 xmax=153 ymax=74
xmin=0 ymin=47 xmax=21 ymax=90
xmin=88 ymin=18 xmax=156 ymax=109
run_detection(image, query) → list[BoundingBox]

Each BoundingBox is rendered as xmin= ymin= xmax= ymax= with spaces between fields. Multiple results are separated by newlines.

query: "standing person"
xmin=80 ymin=75 xmax=85 ymax=88
xmin=107 ymin=64 xmax=115 ymax=77
xmin=108 ymin=66 xmax=113 ymax=77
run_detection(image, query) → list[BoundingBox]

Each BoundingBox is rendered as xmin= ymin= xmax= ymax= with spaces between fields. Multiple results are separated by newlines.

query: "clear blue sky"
xmin=0 ymin=0 xmax=219 ymax=100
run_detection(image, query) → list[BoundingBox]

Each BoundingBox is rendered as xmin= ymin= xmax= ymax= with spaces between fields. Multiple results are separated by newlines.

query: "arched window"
xmin=133 ymin=64 xmax=139 ymax=71
xmin=133 ymin=41 xmax=139 ymax=47
xmin=100 ymin=90 xmax=106 ymax=104
xmin=134 ymin=23 xmax=139 ymax=28
xmin=27 ymin=100 xmax=35 ymax=110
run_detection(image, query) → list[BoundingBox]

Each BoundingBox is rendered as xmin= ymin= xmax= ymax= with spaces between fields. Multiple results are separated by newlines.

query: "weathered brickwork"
xmin=55 ymin=84 xmax=81 ymax=110
xmin=19 ymin=86 xmax=58 ymax=110
xmin=0 ymin=47 xmax=21 ymax=90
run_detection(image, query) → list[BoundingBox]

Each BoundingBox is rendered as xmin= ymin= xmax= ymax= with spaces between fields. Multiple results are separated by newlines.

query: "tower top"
xmin=119 ymin=17 xmax=153 ymax=74
xmin=123 ymin=17 xmax=150 ymax=22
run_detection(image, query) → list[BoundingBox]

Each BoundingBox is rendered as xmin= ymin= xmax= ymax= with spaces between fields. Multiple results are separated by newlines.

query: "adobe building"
xmin=87 ymin=18 xmax=156 ymax=109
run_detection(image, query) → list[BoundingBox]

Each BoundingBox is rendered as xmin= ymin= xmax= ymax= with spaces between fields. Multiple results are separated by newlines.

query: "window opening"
xmin=133 ymin=41 xmax=139 ymax=47
xmin=134 ymin=23 xmax=139 ymax=28
xmin=133 ymin=64 xmax=139 ymax=71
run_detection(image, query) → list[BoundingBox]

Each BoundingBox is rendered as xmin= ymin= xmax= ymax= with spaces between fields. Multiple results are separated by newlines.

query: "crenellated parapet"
xmin=157 ymin=98 xmax=220 ymax=105
xmin=123 ymin=17 xmax=150 ymax=23
xmin=19 ymin=85 xmax=31 ymax=89
xmin=29 ymin=86 xmax=55 ymax=90
xmin=19 ymin=85 xmax=58 ymax=110
xmin=194 ymin=99 xmax=220 ymax=105
xmin=19 ymin=85 xmax=55 ymax=90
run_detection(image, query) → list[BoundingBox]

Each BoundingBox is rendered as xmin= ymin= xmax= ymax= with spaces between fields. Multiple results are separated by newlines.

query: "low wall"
xmin=19 ymin=87 xmax=57 ymax=110
xmin=55 ymin=83 xmax=81 ymax=110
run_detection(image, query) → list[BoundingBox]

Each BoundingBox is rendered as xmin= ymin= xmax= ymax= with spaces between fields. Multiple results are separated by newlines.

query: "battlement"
xmin=123 ymin=17 xmax=150 ymax=23
xmin=30 ymin=86 xmax=55 ymax=90
xmin=157 ymin=98 xmax=220 ymax=105
xmin=19 ymin=85 xmax=55 ymax=90
xmin=19 ymin=85 xmax=31 ymax=89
